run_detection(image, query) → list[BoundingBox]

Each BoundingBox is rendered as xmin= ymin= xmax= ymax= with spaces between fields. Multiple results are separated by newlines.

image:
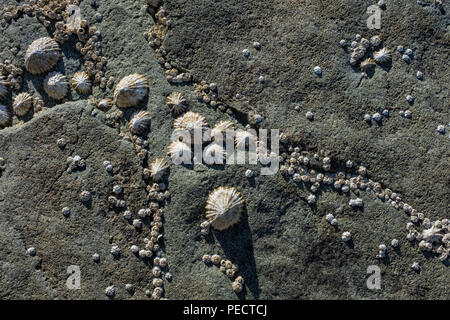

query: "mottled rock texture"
xmin=0 ymin=0 xmax=448 ymax=299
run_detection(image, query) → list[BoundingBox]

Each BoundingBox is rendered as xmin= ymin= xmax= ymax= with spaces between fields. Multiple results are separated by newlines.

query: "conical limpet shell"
xmin=72 ymin=71 xmax=91 ymax=94
xmin=167 ymin=140 xmax=192 ymax=162
xmin=173 ymin=111 xmax=208 ymax=134
xmin=210 ymin=120 xmax=234 ymax=141
xmin=205 ymin=186 xmax=244 ymax=231
xmin=13 ymin=92 xmax=33 ymax=116
xmin=97 ymin=98 xmax=113 ymax=111
xmin=114 ymin=74 xmax=149 ymax=108
xmin=373 ymin=47 xmax=391 ymax=64
xmin=0 ymin=77 xmax=9 ymax=99
xmin=25 ymin=37 xmax=61 ymax=75
xmin=0 ymin=104 xmax=11 ymax=127
xmin=149 ymin=158 xmax=169 ymax=182
xmin=129 ymin=110 xmax=151 ymax=135
xmin=166 ymin=91 xmax=187 ymax=115
xmin=44 ymin=72 xmax=69 ymax=100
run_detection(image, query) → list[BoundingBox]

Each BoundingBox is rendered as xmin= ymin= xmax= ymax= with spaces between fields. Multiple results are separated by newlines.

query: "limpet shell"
xmin=129 ymin=110 xmax=151 ymax=135
xmin=149 ymin=158 xmax=169 ymax=181
xmin=13 ymin=93 xmax=33 ymax=116
xmin=114 ymin=74 xmax=149 ymax=108
xmin=44 ymin=72 xmax=69 ymax=100
xmin=25 ymin=37 xmax=61 ymax=75
xmin=205 ymin=186 xmax=244 ymax=231
xmin=72 ymin=71 xmax=91 ymax=94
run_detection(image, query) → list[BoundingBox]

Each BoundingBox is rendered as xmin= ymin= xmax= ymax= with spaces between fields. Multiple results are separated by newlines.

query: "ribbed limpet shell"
xmin=0 ymin=104 xmax=10 ymax=127
xmin=173 ymin=111 xmax=208 ymax=134
xmin=205 ymin=187 xmax=244 ymax=231
xmin=13 ymin=92 xmax=33 ymax=116
xmin=129 ymin=110 xmax=151 ymax=135
xmin=72 ymin=71 xmax=91 ymax=94
xmin=149 ymin=158 xmax=169 ymax=182
xmin=166 ymin=91 xmax=187 ymax=115
xmin=44 ymin=72 xmax=69 ymax=100
xmin=114 ymin=74 xmax=149 ymax=108
xmin=25 ymin=37 xmax=61 ymax=75
xmin=0 ymin=77 xmax=9 ymax=99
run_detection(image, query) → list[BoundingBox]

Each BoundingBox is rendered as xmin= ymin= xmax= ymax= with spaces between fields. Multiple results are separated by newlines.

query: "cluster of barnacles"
xmin=66 ymin=155 xmax=86 ymax=173
xmin=279 ymin=137 xmax=449 ymax=264
xmin=407 ymin=219 xmax=449 ymax=262
xmin=1 ymin=0 xmax=80 ymax=30
xmin=0 ymin=60 xmax=23 ymax=92
xmin=202 ymin=254 xmax=245 ymax=293
xmin=194 ymin=81 xmax=230 ymax=113
xmin=104 ymin=110 xmax=123 ymax=128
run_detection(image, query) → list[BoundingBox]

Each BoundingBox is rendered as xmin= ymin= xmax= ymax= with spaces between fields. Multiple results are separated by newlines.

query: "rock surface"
xmin=0 ymin=0 xmax=448 ymax=300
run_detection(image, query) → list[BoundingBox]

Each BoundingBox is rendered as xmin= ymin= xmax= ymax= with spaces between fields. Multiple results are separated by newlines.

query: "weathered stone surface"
xmin=0 ymin=0 xmax=448 ymax=300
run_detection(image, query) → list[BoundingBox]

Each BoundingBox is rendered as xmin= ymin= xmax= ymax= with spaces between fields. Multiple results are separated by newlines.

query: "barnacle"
xmin=24 ymin=37 xmax=61 ymax=74
xmin=205 ymin=186 xmax=244 ymax=231
xmin=44 ymin=72 xmax=69 ymax=100
xmin=129 ymin=110 xmax=151 ymax=135
xmin=13 ymin=92 xmax=33 ymax=116
xmin=149 ymin=158 xmax=169 ymax=181
xmin=0 ymin=104 xmax=10 ymax=127
xmin=373 ymin=48 xmax=391 ymax=64
xmin=71 ymin=71 xmax=91 ymax=94
xmin=114 ymin=74 xmax=149 ymax=108
xmin=166 ymin=91 xmax=187 ymax=115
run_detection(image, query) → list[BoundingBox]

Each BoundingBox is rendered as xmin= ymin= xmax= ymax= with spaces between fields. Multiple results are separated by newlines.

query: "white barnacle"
xmin=104 ymin=286 xmax=115 ymax=297
xmin=349 ymin=197 xmax=363 ymax=208
xmin=372 ymin=113 xmax=382 ymax=122
xmin=110 ymin=245 xmax=120 ymax=256
xmin=411 ymin=262 xmax=420 ymax=271
xmin=313 ymin=66 xmax=322 ymax=76
xmin=341 ymin=231 xmax=352 ymax=242
xmin=307 ymin=194 xmax=316 ymax=204
xmin=79 ymin=190 xmax=91 ymax=203
xmin=205 ymin=187 xmax=244 ymax=231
